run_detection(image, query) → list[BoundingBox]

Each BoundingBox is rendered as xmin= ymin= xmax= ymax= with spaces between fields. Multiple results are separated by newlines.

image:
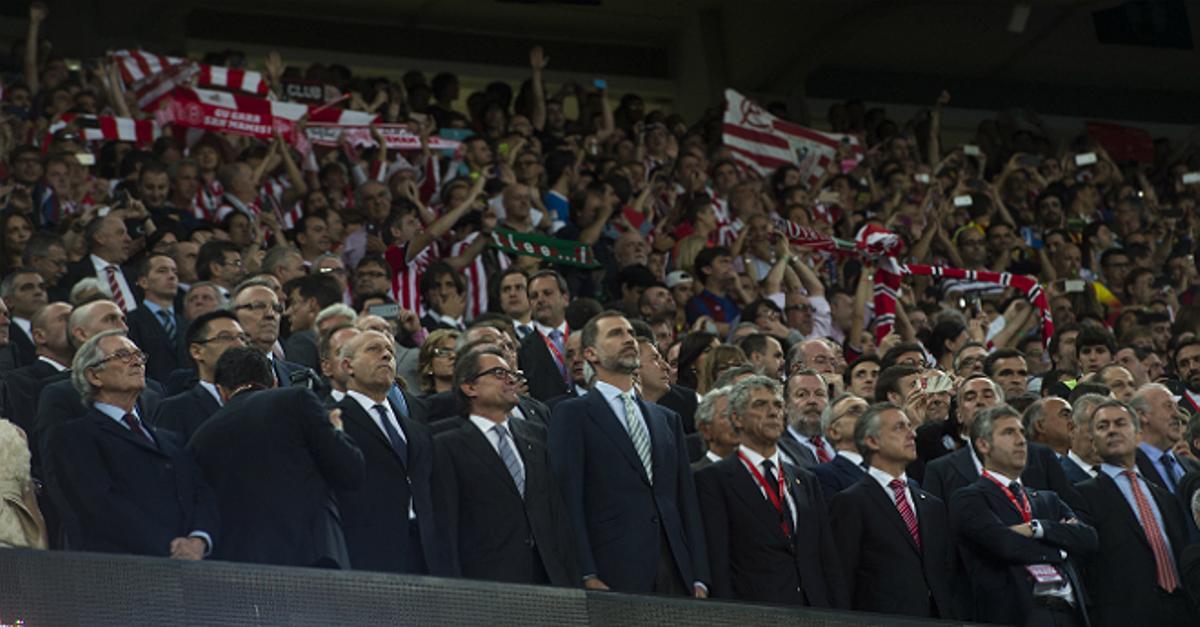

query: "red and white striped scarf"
xmin=156 ymin=87 xmax=379 ymax=142
xmin=112 ymin=49 xmax=268 ymax=98
xmin=47 ymin=114 xmax=158 ymax=147
xmin=451 ymin=232 xmax=511 ymax=320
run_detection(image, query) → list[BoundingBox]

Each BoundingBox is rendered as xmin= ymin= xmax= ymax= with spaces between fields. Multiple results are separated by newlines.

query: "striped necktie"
xmin=621 ymin=392 xmax=653 ymax=483
xmin=493 ymin=423 xmax=525 ymax=497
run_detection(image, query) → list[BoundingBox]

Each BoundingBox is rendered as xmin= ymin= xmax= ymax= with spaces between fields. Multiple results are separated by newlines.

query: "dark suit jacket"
xmin=1061 ymin=453 xmax=1094 ymax=484
xmin=432 ymin=418 xmax=578 ymax=586
xmin=830 ymin=475 xmax=955 ymax=618
xmin=1077 ymin=471 xmax=1196 ymax=627
xmin=188 ymin=387 xmax=365 ymax=568
xmin=777 ymin=431 xmax=818 ymax=469
xmin=155 ymin=384 xmax=222 ymax=442
xmin=811 ymin=454 xmax=868 ymax=502
xmin=657 ymin=385 xmax=698 ymax=434
xmin=548 ymin=389 xmax=710 ymax=593
xmin=696 ymin=455 xmax=846 ymax=607
xmin=1 ymin=357 xmax=63 ymax=437
xmin=1182 ymin=543 xmax=1200 ymax=613
xmin=7 ymin=321 xmax=36 ymax=369
xmin=1136 ymin=447 xmax=1200 ymax=494
xmin=283 ymin=328 xmax=320 ymax=371
xmin=518 ymin=330 xmax=569 ymax=403
xmin=334 ymin=392 xmax=446 ymax=574
xmin=45 ymin=407 xmax=218 ymax=556
xmin=923 ymin=443 xmax=1084 ymax=512
xmin=950 ymin=476 xmax=1097 ymax=625
xmin=126 ymin=303 xmax=186 ymax=384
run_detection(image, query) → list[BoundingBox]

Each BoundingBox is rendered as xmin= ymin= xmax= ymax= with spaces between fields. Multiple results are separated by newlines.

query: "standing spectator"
xmin=63 ymin=214 xmax=136 ymax=312
xmin=519 ymin=270 xmax=572 ymax=402
xmin=127 ymin=254 xmax=185 ymax=383
xmin=685 ymin=247 xmax=742 ymax=337
xmin=155 ymin=311 xmax=249 ymax=441
xmin=810 ymin=394 xmax=870 ymax=500
xmin=282 ymin=274 xmax=343 ymax=371
xmin=1 ymin=268 xmax=47 ymax=368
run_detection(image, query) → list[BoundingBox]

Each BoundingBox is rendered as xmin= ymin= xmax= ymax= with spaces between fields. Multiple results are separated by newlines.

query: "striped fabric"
xmin=48 ymin=114 xmax=158 ymax=146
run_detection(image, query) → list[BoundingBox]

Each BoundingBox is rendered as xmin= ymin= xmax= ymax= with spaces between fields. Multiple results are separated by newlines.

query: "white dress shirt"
xmin=346 ymin=389 xmax=414 ymax=519
xmin=90 ymin=253 xmax=137 ymax=311
xmin=737 ymin=444 xmax=797 ymax=524
xmin=469 ymin=414 xmax=526 ymax=478
xmin=867 ymin=466 xmax=915 ymax=512
xmin=1067 ymin=450 xmax=1098 ymax=479
xmin=594 ymin=381 xmax=650 ymax=438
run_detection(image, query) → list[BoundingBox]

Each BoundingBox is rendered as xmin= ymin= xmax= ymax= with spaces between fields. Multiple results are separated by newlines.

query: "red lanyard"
xmin=982 ymin=471 xmax=1031 ymax=523
xmin=738 ymin=451 xmax=791 ymax=536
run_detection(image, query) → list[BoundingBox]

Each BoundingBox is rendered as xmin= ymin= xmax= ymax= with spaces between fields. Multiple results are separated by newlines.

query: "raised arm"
xmin=530 ymin=46 xmax=548 ymax=131
xmin=406 ymin=174 xmax=486 ymax=263
xmin=25 ymin=3 xmax=47 ymax=95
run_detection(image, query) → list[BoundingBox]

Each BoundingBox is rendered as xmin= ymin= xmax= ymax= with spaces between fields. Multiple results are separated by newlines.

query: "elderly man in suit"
xmin=695 ymin=375 xmax=846 ymax=607
xmin=1131 ymin=384 xmax=1200 ymax=494
xmin=44 ymin=330 xmax=217 ymax=556
xmin=692 ymin=387 xmax=737 ymax=470
xmin=188 ymin=346 xmax=364 ymax=568
xmin=432 ymin=346 xmax=577 ymax=585
xmin=830 ymin=402 xmax=955 ymax=618
xmin=155 ymin=311 xmax=249 ymax=440
xmin=777 ymin=369 xmax=832 ymax=468
xmin=950 ymin=405 xmax=1097 ymax=626
xmin=1077 ymin=400 xmax=1196 ymax=626
xmin=811 ymin=393 xmax=870 ymax=500
xmin=333 ymin=330 xmax=445 ymax=574
xmin=549 ymin=311 xmax=709 ymax=596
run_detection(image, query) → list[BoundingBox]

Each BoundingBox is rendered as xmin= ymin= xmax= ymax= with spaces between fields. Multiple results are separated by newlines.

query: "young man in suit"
xmin=188 ymin=346 xmax=364 ymax=568
xmin=811 ymin=393 xmax=869 ymax=501
xmin=333 ymin=330 xmax=445 ymax=575
xmin=155 ymin=311 xmax=248 ymax=440
xmin=432 ymin=346 xmax=577 ymax=586
xmin=518 ymin=270 xmax=571 ymax=402
xmin=830 ymin=402 xmax=955 ymax=618
xmin=2 ymin=301 xmax=71 ymax=434
xmin=1077 ymin=400 xmax=1196 ymax=626
xmin=950 ymin=405 xmax=1096 ymax=626
xmin=127 ymin=254 xmax=186 ymax=384
xmin=549 ymin=311 xmax=710 ymax=596
xmin=695 ymin=375 xmax=846 ymax=607
xmin=45 ymin=330 xmax=217 ymax=557
xmin=1 ymin=268 xmax=47 ymax=369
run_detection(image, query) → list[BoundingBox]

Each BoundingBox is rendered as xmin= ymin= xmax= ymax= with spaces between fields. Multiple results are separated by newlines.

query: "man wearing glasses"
xmin=232 ymin=280 xmax=311 ymax=387
xmin=157 ymin=310 xmax=249 ymax=441
xmin=194 ymin=241 xmax=245 ymax=300
xmin=45 ymin=330 xmax=218 ymax=557
xmin=431 ymin=347 xmax=577 ymax=585
xmin=810 ymin=394 xmax=870 ymax=501
xmin=333 ymin=330 xmax=445 ymax=575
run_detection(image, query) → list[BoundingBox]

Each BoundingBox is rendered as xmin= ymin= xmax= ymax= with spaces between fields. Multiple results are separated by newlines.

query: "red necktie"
xmin=889 ymin=478 xmax=921 ymax=550
xmin=810 ymin=435 xmax=832 ymax=463
xmin=122 ymin=413 xmax=154 ymax=446
xmin=1122 ymin=470 xmax=1179 ymax=591
xmin=106 ymin=266 xmax=128 ymax=311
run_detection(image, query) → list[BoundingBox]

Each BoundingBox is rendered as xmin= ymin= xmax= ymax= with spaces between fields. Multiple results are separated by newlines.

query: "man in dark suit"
xmin=692 ymin=388 xmax=737 ymax=471
xmin=232 ymin=281 xmax=314 ymax=388
xmin=950 ymin=405 xmax=1097 ymax=626
xmin=1 ymin=268 xmax=48 ymax=369
xmin=282 ymin=273 xmax=343 ymax=371
xmin=62 ymin=213 xmax=138 ymax=313
xmin=549 ymin=311 xmax=710 ymax=596
xmin=127 ymin=254 xmax=187 ymax=384
xmin=44 ymin=330 xmax=217 ymax=557
xmin=811 ymin=393 xmax=869 ymax=501
xmin=1077 ymin=399 xmax=1196 ymax=626
xmin=830 ymin=402 xmax=955 ymax=618
xmin=2 ymin=302 xmax=72 ymax=434
xmin=696 ymin=375 xmax=846 ymax=607
xmin=425 ymin=328 xmax=551 ymax=429
xmin=432 ymin=346 xmax=577 ymax=585
xmin=333 ymin=329 xmax=445 ymax=574
xmin=923 ymin=377 xmax=1082 ymax=509
xmin=777 ymin=369 xmax=829 ymax=469
xmin=188 ymin=346 xmax=365 ymax=568
xmin=155 ymin=310 xmax=249 ymax=441
xmin=1131 ymin=384 xmax=1200 ymax=495
xmin=518 ymin=270 xmax=571 ymax=402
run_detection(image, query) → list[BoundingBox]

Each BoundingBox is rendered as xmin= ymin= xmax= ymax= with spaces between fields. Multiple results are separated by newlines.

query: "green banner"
xmin=489 ymin=228 xmax=600 ymax=268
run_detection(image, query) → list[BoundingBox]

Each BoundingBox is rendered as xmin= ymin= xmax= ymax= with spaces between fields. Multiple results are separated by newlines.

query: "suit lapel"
xmin=1097 ymin=472 xmax=1153 ymax=551
xmin=459 ymin=421 xmax=522 ymax=498
xmin=862 ymin=478 xmax=922 ymax=555
xmin=727 ymin=459 xmax=790 ymax=540
xmin=91 ymin=410 xmax=163 ymax=456
xmin=950 ymin=447 xmax=978 ymax=484
xmin=586 ymin=390 xmax=651 ymax=485
xmin=341 ymin=399 xmax=405 ymax=466
xmin=1135 ymin=448 xmax=1170 ymax=491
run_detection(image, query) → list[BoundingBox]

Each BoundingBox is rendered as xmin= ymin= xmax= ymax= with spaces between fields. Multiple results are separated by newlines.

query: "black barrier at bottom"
xmin=0 ymin=549 xmax=967 ymax=625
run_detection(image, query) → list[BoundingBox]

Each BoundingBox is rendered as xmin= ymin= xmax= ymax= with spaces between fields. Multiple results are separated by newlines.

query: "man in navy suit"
xmin=232 ymin=280 xmax=312 ymax=387
xmin=45 ymin=330 xmax=218 ymax=557
xmin=155 ymin=310 xmax=249 ymax=440
xmin=811 ymin=393 xmax=869 ymax=501
xmin=830 ymin=402 xmax=955 ymax=618
xmin=695 ymin=376 xmax=846 ymax=607
xmin=518 ymin=270 xmax=572 ymax=403
xmin=333 ymin=329 xmax=446 ymax=574
xmin=950 ymin=404 xmax=1097 ymax=626
xmin=127 ymin=254 xmax=187 ymax=384
xmin=549 ymin=311 xmax=710 ymax=596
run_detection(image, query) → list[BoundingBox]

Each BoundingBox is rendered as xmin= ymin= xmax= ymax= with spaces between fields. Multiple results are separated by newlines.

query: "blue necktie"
xmin=387 ymin=384 xmax=409 ymax=419
xmin=1161 ymin=454 xmax=1179 ymax=492
xmin=373 ymin=404 xmax=408 ymax=467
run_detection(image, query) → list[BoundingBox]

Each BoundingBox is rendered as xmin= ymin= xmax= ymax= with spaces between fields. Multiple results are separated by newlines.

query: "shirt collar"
xmin=89 ymin=253 xmax=119 ymax=272
xmin=94 ymin=402 xmax=138 ymax=422
xmin=982 ymin=469 xmax=1021 ymax=486
xmin=37 ymin=355 xmax=68 ymax=372
xmin=469 ymin=414 xmax=510 ymax=435
xmin=432 ymin=312 xmax=465 ymax=329
xmin=837 ymin=450 xmax=864 ymax=466
xmin=1099 ymin=462 xmax=1136 ymax=481
xmin=142 ymin=299 xmax=172 ymax=316
xmin=198 ymin=380 xmax=222 ymax=406
xmin=534 ymin=319 xmax=568 ymax=338
xmin=594 ymin=380 xmax=635 ymax=401
xmin=1138 ymin=441 xmax=1167 ymax=461
xmin=867 ymin=465 xmax=908 ymax=491
xmin=737 ymin=444 xmax=781 ymax=470
xmin=346 ymin=389 xmax=390 ymax=418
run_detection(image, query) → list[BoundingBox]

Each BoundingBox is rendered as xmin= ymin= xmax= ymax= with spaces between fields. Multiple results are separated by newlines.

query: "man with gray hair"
xmin=811 ymin=393 xmax=870 ymax=500
xmin=829 ymin=402 xmax=955 ymax=618
xmin=695 ymin=375 xmax=846 ymax=607
xmin=1130 ymin=383 xmax=1199 ymax=494
xmin=1023 ymin=396 xmax=1073 ymax=459
xmin=1061 ymin=394 xmax=1107 ymax=482
xmin=950 ymin=404 xmax=1096 ymax=626
xmin=45 ymin=329 xmax=218 ymax=557
xmin=692 ymin=386 xmax=738 ymax=470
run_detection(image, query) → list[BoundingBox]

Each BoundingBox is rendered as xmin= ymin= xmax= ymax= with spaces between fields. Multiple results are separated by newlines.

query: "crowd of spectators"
xmin=1 ymin=3 xmax=1200 ymax=626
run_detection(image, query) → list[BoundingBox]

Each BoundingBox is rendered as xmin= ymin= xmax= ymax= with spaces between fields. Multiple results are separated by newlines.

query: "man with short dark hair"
xmin=294 ymin=212 xmax=333 ymax=263
xmin=22 ymin=232 xmax=69 ymax=302
xmin=518 ymin=270 xmax=572 ymax=402
xmin=188 ymin=345 xmax=364 ymax=568
xmin=62 ymin=214 xmax=136 ymax=312
xmin=1075 ymin=326 xmax=1116 ymax=376
xmin=282 ymin=274 xmax=343 ymax=370
xmin=950 ymin=405 xmax=1096 ymax=625
xmin=696 ymin=375 xmax=846 ymax=607
xmin=1077 ymin=400 xmax=1195 ymax=626
xmin=418 ymin=262 xmax=468 ymax=332
xmin=195 ymin=240 xmax=244 ymax=298
xmin=1 ymin=268 xmax=47 ymax=368
xmin=431 ymin=346 xmax=578 ymax=586
xmin=984 ymin=348 xmax=1029 ymax=398
xmin=127 ymin=254 xmax=185 ymax=383
xmin=830 ymin=402 xmax=955 ymax=618
xmin=156 ymin=311 xmax=249 ymax=441
xmin=738 ymin=333 xmax=784 ymax=380
xmin=685 ymin=246 xmax=740 ymax=337
xmin=549 ymin=311 xmax=709 ymax=596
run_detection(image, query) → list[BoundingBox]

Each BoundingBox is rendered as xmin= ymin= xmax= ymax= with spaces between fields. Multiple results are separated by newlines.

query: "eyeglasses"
xmin=235 ymin=302 xmax=284 ymax=314
xmin=473 ymin=367 xmax=526 ymax=383
xmin=222 ymin=258 xmax=244 ymax=267
xmin=432 ymin=348 xmax=457 ymax=359
xmin=90 ymin=349 xmax=147 ymax=368
xmin=317 ymin=267 xmax=347 ymax=277
xmin=194 ymin=332 xmax=252 ymax=345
